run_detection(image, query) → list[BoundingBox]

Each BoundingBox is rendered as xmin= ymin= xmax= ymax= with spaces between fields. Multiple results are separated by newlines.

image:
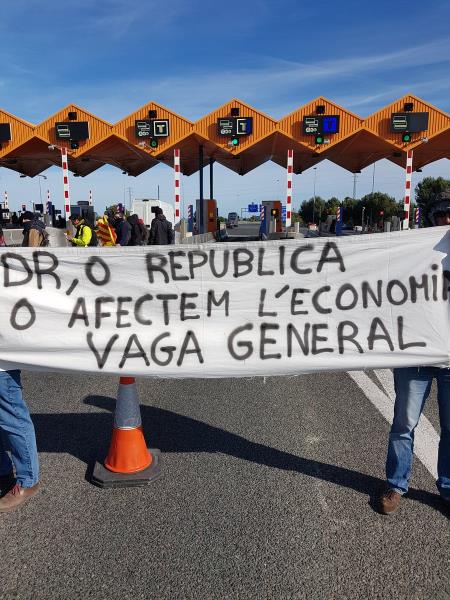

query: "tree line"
xmin=297 ymin=177 xmax=450 ymax=227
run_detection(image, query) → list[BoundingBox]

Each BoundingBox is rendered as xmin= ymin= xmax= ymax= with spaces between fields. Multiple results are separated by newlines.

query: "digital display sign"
xmin=390 ymin=112 xmax=429 ymax=133
xmin=55 ymin=122 xmax=90 ymax=141
xmin=0 ymin=123 xmax=12 ymax=142
xmin=217 ymin=117 xmax=253 ymax=137
xmin=135 ymin=119 xmax=170 ymax=139
xmin=303 ymin=115 xmax=340 ymax=135
xmin=322 ymin=116 xmax=339 ymax=134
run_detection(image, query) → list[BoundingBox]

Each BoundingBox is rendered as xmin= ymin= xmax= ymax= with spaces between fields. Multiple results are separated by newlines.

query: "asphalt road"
xmin=226 ymin=221 xmax=260 ymax=238
xmin=0 ymin=370 xmax=449 ymax=600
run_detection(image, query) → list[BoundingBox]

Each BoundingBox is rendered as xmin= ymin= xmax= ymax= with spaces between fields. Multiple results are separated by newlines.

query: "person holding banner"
xmin=0 ymin=370 xmax=40 ymax=512
xmin=379 ymin=196 xmax=450 ymax=515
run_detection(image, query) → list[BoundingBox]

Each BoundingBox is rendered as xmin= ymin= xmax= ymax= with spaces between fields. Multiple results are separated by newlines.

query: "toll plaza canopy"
xmin=1 ymin=94 xmax=449 ymax=178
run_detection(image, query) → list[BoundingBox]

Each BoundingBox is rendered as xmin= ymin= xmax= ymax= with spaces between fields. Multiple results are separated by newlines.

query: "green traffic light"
xmin=231 ymin=137 xmax=239 ymax=146
xmin=315 ymin=135 xmax=324 ymax=144
xmin=150 ymin=138 xmax=158 ymax=148
xmin=402 ymin=133 xmax=411 ymax=143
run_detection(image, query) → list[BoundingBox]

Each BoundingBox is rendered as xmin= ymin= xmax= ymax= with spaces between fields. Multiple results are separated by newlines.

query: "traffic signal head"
xmin=230 ymin=137 xmax=239 ymax=147
xmin=149 ymin=138 xmax=158 ymax=148
xmin=271 ymin=208 xmax=279 ymax=218
xmin=379 ymin=210 xmax=384 ymax=217
xmin=402 ymin=132 xmax=412 ymax=143
xmin=315 ymin=135 xmax=324 ymax=145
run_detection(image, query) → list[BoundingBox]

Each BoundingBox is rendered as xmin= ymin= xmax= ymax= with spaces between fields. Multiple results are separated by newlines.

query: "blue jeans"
xmin=386 ymin=366 xmax=450 ymax=500
xmin=0 ymin=370 xmax=39 ymax=488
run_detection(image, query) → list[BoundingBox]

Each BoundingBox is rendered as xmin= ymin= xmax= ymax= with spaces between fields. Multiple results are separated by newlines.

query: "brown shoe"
xmin=0 ymin=482 xmax=40 ymax=513
xmin=379 ymin=489 xmax=402 ymax=515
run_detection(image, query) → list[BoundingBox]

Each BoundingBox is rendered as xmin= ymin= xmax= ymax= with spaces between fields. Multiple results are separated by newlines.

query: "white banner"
xmin=0 ymin=228 xmax=449 ymax=377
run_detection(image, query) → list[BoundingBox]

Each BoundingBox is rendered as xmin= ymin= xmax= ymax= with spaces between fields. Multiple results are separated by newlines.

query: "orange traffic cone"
xmin=91 ymin=376 xmax=161 ymax=488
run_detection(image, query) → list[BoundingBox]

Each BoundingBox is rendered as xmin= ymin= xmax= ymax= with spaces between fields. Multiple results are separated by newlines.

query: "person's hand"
xmin=65 ymin=233 xmax=73 ymax=241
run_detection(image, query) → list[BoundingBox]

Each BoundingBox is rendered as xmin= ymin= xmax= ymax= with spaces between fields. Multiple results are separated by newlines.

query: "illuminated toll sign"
xmin=303 ymin=115 xmax=340 ymax=135
xmin=55 ymin=122 xmax=90 ymax=142
xmin=135 ymin=119 xmax=170 ymax=148
xmin=135 ymin=119 xmax=170 ymax=138
xmin=217 ymin=117 xmax=253 ymax=146
xmin=0 ymin=123 xmax=12 ymax=142
xmin=390 ymin=113 xmax=429 ymax=133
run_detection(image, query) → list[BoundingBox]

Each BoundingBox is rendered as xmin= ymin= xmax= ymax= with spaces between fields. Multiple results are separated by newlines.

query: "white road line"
xmin=348 ymin=369 xmax=439 ymax=479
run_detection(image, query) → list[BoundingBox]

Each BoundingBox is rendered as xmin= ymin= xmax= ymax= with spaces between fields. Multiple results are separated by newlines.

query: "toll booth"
xmin=260 ymin=200 xmax=283 ymax=237
xmin=69 ymin=201 xmax=95 ymax=224
xmin=196 ymin=199 xmax=217 ymax=234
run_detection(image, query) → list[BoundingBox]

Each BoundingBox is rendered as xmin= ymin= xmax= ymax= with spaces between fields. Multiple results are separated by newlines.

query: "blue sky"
xmin=1 ymin=0 xmax=450 ymax=215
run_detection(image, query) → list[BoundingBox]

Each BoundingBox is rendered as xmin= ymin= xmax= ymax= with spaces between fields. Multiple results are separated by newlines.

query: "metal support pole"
xmin=312 ymin=167 xmax=317 ymax=224
xmin=209 ymin=158 xmax=214 ymax=200
xmin=199 ymin=145 xmax=204 ymax=233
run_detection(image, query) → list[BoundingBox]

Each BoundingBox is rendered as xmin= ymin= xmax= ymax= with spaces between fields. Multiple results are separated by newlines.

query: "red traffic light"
xmin=379 ymin=210 xmax=384 ymax=217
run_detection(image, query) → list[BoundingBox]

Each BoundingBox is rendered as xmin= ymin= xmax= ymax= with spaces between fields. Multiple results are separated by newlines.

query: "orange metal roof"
xmin=1 ymin=95 xmax=450 ymax=179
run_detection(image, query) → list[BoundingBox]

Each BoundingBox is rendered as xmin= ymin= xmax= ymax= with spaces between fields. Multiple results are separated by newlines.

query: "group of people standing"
xmin=66 ymin=207 xmax=174 ymax=248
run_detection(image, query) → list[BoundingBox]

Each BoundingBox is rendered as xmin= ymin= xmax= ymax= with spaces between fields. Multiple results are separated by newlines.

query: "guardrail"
xmin=2 ymin=227 xmax=68 ymax=247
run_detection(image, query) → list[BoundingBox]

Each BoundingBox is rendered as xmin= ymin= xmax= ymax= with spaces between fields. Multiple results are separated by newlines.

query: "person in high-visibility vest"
xmin=65 ymin=215 xmax=94 ymax=247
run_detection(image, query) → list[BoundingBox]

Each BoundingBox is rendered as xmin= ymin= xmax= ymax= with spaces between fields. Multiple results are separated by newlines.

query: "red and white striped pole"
xmin=285 ymin=149 xmax=293 ymax=228
xmin=403 ymin=149 xmax=413 ymax=230
xmin=3 ymin=191 xmax=9 ymax=220
xmin=174 ymin=148 xmax=181 ymax=224
xmin=61 ymin=147 xmax=71 ymax=224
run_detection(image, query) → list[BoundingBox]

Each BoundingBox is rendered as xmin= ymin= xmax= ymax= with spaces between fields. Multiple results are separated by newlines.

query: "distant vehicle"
xmin=227 ymin=212 xmax=239 ymax=228
xmin=131 ymin=199 xmax=175 ymax=227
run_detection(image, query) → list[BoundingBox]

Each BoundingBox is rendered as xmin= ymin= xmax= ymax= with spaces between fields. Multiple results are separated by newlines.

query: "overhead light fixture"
xmin=416 ymin=168 xmax=423 ymax=172
xmin=19 ymin=174 xmax=27 ymax=178
xmin=122 ymin=171 xmax=127 ymax=175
